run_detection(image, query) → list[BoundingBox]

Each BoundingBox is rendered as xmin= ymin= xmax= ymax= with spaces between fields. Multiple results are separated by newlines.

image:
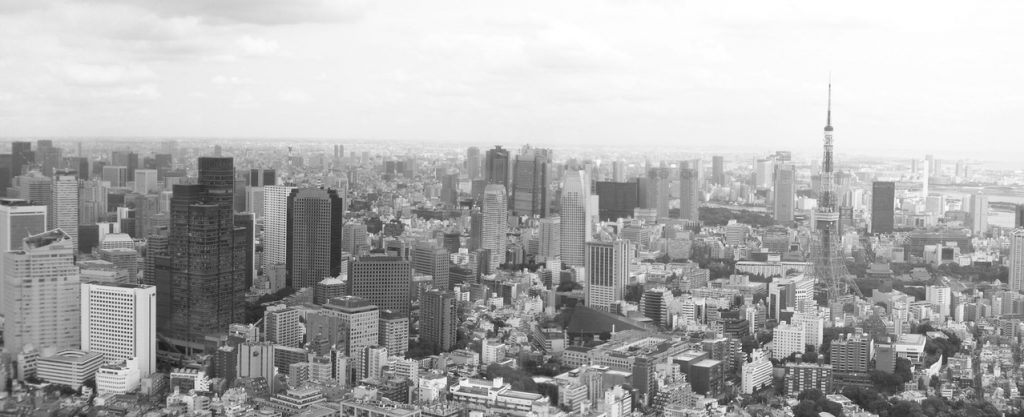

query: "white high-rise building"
xmin=263 ymin=185 xmax=296 ymax=268
xmin=585 ymin=239 xmax=635 ymax=312
xmin=969 ymin=192 xmax=988 ymax=236
xmin=482 ymin=184 xmax=507 ymax=273
xmin=133 ymin=169 xmax=159 ymax=195
xmin=538 ymin=216 xmax=561 ymax=260
xmin=51 ymin=171 xmax=79 ymax=253
xmin=0 ymin=199 xmax=47 ymax=308
xmin=771 ymin=323 xmax=806 ymax=360
xmin=925 ymin=285 xmax=952 ymax=318
xmin=1010 ymin=229 xmax=1024 ymax=293
xmin=741 ymin=349 xmax=773 ymax=394
xmin=3 ymin=229 xmax=80 ymax=354
xmin=560 ymin=170 xmax=596 ymax=267
xmin=791 ymin=312 xmax=824 ymax=349
xmin=80 ymin=282 xmax=156 ymax=377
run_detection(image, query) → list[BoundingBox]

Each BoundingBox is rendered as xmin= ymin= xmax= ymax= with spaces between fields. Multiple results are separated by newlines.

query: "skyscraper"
xmin=870 ymin=181 xmax=895 ymax=234
xmin=595 ymin=181 xmax=639 ymax=221
xmin=134 ymin=169 xmax=159 ymax=194
xmin=3 ymin=229 xmax=80 ymax=354
xmin=484 ymin=146 xmax=510 ymax=189
xmin=80 ymin=282 xmax=156 ymax=377
xmin=481 ymin=184 xmax=507 ymax=272
xmin=421 ymin=289 xmax=458 ymax=354
xmin=347 ymin=256 xmax=412 ymax=317
xmin=711 ymin=155 xmax=725 ymax=185
xmin=466 ymin=147 xmax=481 ymax=180
xmin=51 ymin=170 xmax=79 ymax=252
xmin=585 ymin=239 xmax=635 ymax=312
xmin=286 ymin=188 xmax=344 ymax=289
xmin=263 ymin=185 xmax=296 ymax=268
xmin=1009 ymin=229 xmax=1024 ymax=293
xmin=560 ymin=170 xmax=596 ymax=267
xmin=511 ymin=146 xmax=551 ymax=218
xmin=11 ymin=141 xmax=33 ymax=177
xmin=772 ymin=165 xmax=795 ymax=224
xmin=968 ymin=192 xmax=988 ymax=236
xmin=411 ymin=241 xmax=451 ymax=291
xmin=0 ymin=154 xmax=12 ymax=197
xmin=163 ymin=157 xmax=248 ymax=350
xmin=341 ymin=221 xmax=369 ymax=256
xmin=538 ymin=216 xmax=561 ymax=260
xmin=102 ymin=165 xmax=128 ymax=188
xmin=1016 ymin=205 xmax=1024 ymax=229
xmin=0 ymin=199 xmax=47 ymax=306
xmin=679 ymin=168 xmax=700 ymax=222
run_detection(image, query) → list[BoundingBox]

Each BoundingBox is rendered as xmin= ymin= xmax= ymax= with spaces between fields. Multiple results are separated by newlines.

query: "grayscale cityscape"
xmin=0 ymin=1 xmax=1021 ymax=417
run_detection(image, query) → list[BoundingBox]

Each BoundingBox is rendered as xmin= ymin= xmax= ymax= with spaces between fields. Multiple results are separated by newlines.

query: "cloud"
xmin=92 ymin=0 xmax=370 ymax=25
xmin=211 ymin=75 xmax=252 ymax=85
xmin=62 ymin=63 xmax=157 ymax=85
xmin=279 ymin=90 xmax=311 ymax=103
xmin=237 ymin=36 xmax=279 ymax=56
xmin=90 ymin=84 xmax=162 ymax=101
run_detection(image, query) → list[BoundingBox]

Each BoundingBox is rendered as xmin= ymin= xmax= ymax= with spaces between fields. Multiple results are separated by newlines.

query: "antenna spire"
xmin=826 ymin=74 xmax=832 ymax=127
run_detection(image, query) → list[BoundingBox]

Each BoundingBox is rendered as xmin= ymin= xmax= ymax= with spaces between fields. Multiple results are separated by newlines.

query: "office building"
xmin=969 ymin=192 xmax=988 ymax=236
xmin=263 ymin=185 xmax=297 ymax=268
xmin=51 ymin=170 xmax=79 ymax=252
xmin=791 ymin=312 xmax=823 ymax=348
xmin=11 ymin=141 xmax=32 ymax=178
xmin=561 ymin=170 xmax=596 ymax=267
xmin=411 ymin=241 xmax=451 ymax=291
xmin=595 ymin=181 xmax=639 ymax=221
xmin=0 ymin=154 xmax=12 ymax=197
xmin=11 ymin=171 xmax=51 ymax=208
xmin=484 ymin=146 xmax=510 ymax=189
xmin=37 ymin=350 xmax=104 ymax=389
xmin=830 ymin=333 xmax=872 ymax=389
xmin=111 ymin=151 xmax=138 ymax=181
xmin=2 ymin=229 xmax=80 ymax=354
xmin=711 ymin=155 xmax=725 ymax=185
xmin=772 ymin=165 xmax=795 ymax=223
xmin=585 ymin=240 xmax=635 ymax=312
xmin=102 ymin=165 xmax=128 ymax=188
xmin=264 ymin=305 xmax=303 ymax=348
xmin=0 ymin=199 xmax=47 ymax=305
xmin=421 ymin=289 xmax=458 ymax=354
xmin=379 ymin=310 xmax=409 ymax=359
xmin=466 ymin=146 xmax=481 ymax=180
xmin=771 ymin=323 xmax=806 ymax=360
xmin=249 ymin=168 xmax=276 ymax=186
xmin=511 ymin=146 xmax=551 ymax=217
xmin=134 ymin=169 xmax=159 ymax=194
xmin=1010 ymin=229 xmax=1024 ymax=293
xmin=342 ymin=221 xmax=369 ymax=256
xmin=679 ymin=167 xmax=700 ymax=221
xmin=286 ymin=187 xmax=343 ymax=289
xmin=162 ymin=157 xmax=248 ymax=350
xmin=926 ymin=285 xmax=952 ymax=318
xmin=347 ymin=256 xmax=412 ymax=317
xmin=871 ymin=181 xmax=895 ymax=234
xmin=80 ymin=282 xmax=156 ymax=377
xmin=741 ymin=349 xmax=772 ymax=394
xmin=538 ymin=216 xmax=560 ymax=260
xmin=784 ymin=362 xmax=833 ymax=395
xmin=481 ymin=184 xmax=507 ymax=272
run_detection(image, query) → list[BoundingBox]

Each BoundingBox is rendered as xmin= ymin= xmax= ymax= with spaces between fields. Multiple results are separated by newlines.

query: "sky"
xmin=0 ymin=1 xmax=1022 ymax=156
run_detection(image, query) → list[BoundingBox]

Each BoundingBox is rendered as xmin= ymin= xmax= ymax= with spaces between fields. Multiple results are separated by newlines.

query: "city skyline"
xmin=1 ymin=1 xmax=1022 ymax=154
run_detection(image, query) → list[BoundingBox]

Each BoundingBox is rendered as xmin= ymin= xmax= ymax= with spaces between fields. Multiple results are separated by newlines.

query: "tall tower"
xmin=481 ymin=184 xmax=507 ymax=272
xmin=679 ymin=167 xmax=700 ymax=221
xmin=812 ymin=82 xmax=859 ymax=305
xmin=511 ymin=146 xmax=551 ymax=218
xmin=560 ymin=170 xmax=594 ymax=267
xmin=585 ymin=239 xmax=635 ymax=312
xmin=51 ymin=170 xmax=79 ymax=253
xmin=286 ymin=187 xmax=343 ymax=289
xmin=81 ymin=282 xmax=156 ymax=377
xmin=421 ymin=289 xmax=458 ymax=353
xmin=1009 ymin=229 xmax=1024 ymax=293
xmin=263 ymin=185 xmax=296 ymax=269
xmin=772 ymin=165 xmax=796 ymax=224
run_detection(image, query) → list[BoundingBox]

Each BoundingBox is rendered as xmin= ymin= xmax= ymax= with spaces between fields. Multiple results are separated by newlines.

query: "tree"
xmin=894 ymin=357 xmax=913 ymax=383
xmin=801 ymin=351 xmax=819 ymax=363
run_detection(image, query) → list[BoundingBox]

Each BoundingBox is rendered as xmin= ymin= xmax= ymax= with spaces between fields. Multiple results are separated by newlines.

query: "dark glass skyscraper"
xmin=484 ymin=146 xmax=510 ymax=189
xmin=347 ymin=256 xmax=412 ymax=317
xmin=421 ymin=289 xmax=457 ymax=353
xmin=511 ymin=147 xmax=550 ymax=217
xmin=286 ymin=187 xmax=344 ymax=289
xmin=160 ymin=157 xmax=248 ymax=351
xmin=11 ymin=141 xmax=32 ymax=177
xmin=871 ymin=181 xmax=895 ymax=234
xmin=711 ymin=155 xmax=725 ymax=185
xmin=595 ymin=181 xmax=639 ymax=221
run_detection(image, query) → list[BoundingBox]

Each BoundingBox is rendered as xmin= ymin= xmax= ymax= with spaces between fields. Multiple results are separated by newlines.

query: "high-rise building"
xmin=711 ymin=155 xmax=725 ymax=186
xmin=421 ymin=289 xmax=458 ymax=354
xmin=379 ymin=310 xmax=408 ymax=359
xmin=0 ymin=154 xmax=12 ymax=197
xmin=1015 ymin=205 xmax=1024 ymax=229
xmin=830 ymin=332 xmax=872 ymax=389
xmin=969 ymin=192 xmax=988 ymax=236
xmin=466 ymin=147 xmax=481 ymax=180
xmin=481 ymin=184 xmax=507 ymax=272
xmin=791 ymin=312 xmax=823 ymax=348
xmin=134 ymin=169 xmax=159 ymax=194
xmin=679 ymin=168 xmax=700 ymax=222
xmin=347 ymin=256 xmax=412 ymax=317
xmin=263 ymin=185 xmax=296 ymax=268
xmin=342 ymin=221 xmax=369 ymax=256
xmin=80 ymin=282 xmax=156 ymax=377
xmin=411 ymin=241 xmax=451 ymax=291
xmin=772 ymin=165 xmax=795 ymax=223
xmin=102 ymin=166 xmax=128 ymax=188
xmin=595 ymin=181 xmax=639 ymax=221
xmin=538 ymin=216 xmax=561 ymax=260
xmin=11 ymin=141 xmax=33 ymax=177
xmin=771 ymin=323 xmax=806 ymax=360
xmin=926 ymin=285 xmax=951 ymax=318
xmin=612 ymin=160 xmax=626 ymax=182
xmin=11 ymin=172 xmax=51 ymax=208
xmin=249 ymin=169 xmax=276 ymax=187
xmin=585 ymin=240 xmax=635 ymax=312
xmin=51 ymin=170 xmax=79 ymax=252
xmin=1010 ymin=229 xmax=1024 ymax=293
xmin=440 ymin=173 xmax=459 ymax=207
xmin=484 ymin=146 xmax=510 ymax=189
xmin=870 ymin=181 xmax=895 ymax=234
xmin=647 ymin=167 xmax=670 ymax=218
xmin=264 ymin=305 xmax=303 ymax=348
xmin=0 ymin=199 xmax=47 ymax=307
xmin=162 ymin=157 xmax=248 ymax=350
xmin=3 ymin=229 xmax=80 ymax=354
xmin=560 ymin=170 xmax=596 ymax=267
xmin=286 ymin=188 xmax=343 ymax=289
xmin=511 ymin=146 xmax=551 ymax=218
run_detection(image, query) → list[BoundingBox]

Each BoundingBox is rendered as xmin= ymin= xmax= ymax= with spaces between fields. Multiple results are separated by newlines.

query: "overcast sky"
xmin=0 ymin=1 xmax=1021 ymax=156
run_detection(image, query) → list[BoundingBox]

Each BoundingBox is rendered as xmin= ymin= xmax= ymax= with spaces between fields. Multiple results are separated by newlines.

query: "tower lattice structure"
xmin=812 ymin=82 xmax=861 ymax=306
